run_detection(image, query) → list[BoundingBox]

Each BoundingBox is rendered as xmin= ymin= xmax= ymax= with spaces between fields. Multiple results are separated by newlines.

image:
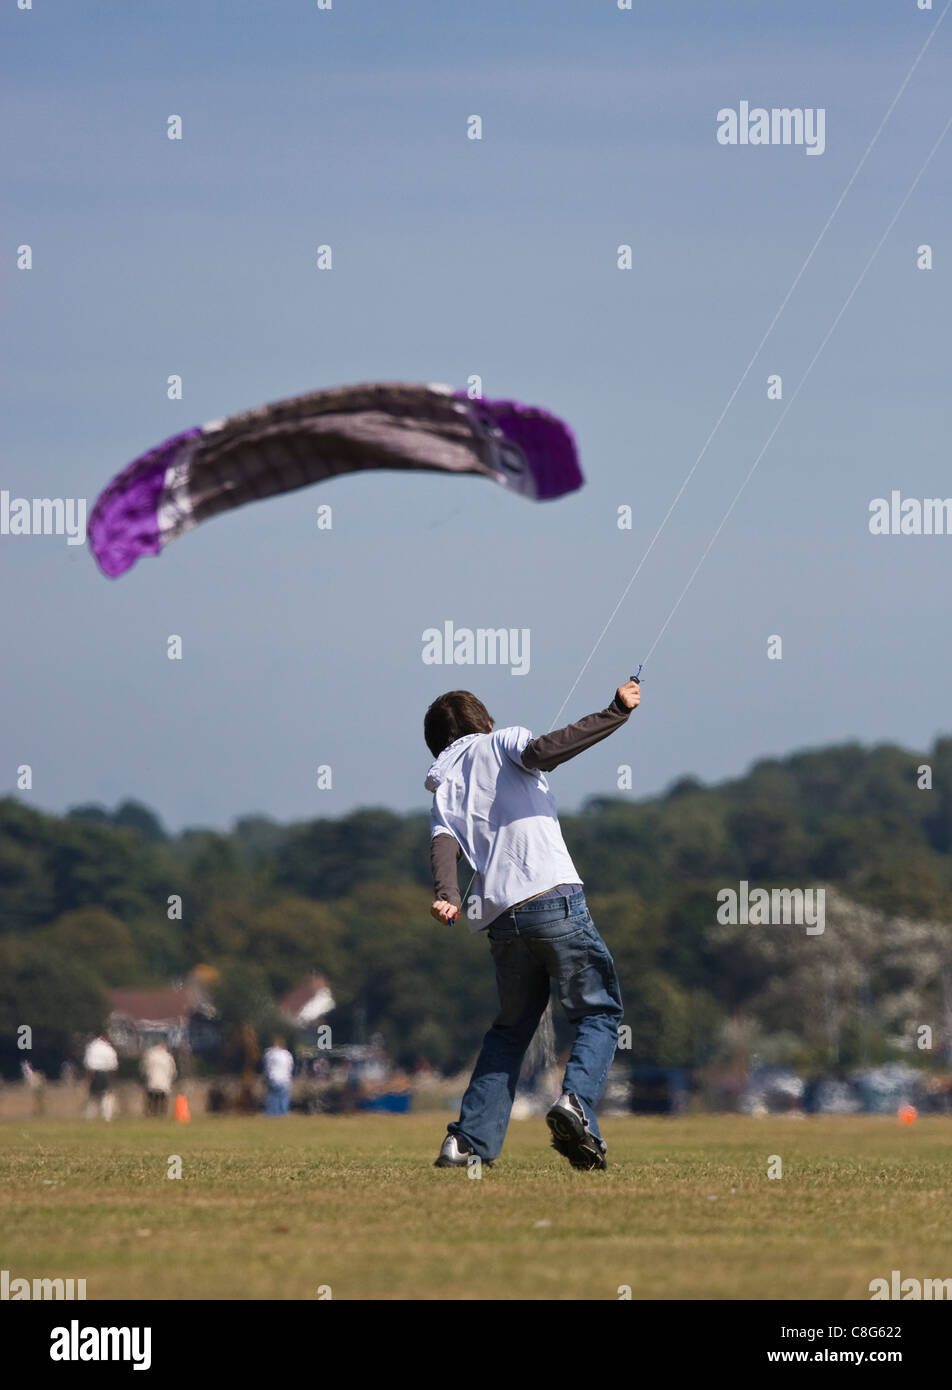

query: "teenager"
xmin=424 ymin=678 xmax=640 ymax=1170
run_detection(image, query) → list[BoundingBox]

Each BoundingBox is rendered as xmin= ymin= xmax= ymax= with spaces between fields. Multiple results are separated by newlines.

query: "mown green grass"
xmin=1 ymin=1114 xmax=950 ymax=1300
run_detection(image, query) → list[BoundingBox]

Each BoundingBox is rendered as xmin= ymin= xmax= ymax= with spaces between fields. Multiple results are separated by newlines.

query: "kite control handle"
xmin=632 ymin=663 xmax=643 ymax=684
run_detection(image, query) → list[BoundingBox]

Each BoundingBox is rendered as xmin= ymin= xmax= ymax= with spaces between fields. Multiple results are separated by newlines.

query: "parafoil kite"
xmin=88 ymin=381 xmax=583 ymax=578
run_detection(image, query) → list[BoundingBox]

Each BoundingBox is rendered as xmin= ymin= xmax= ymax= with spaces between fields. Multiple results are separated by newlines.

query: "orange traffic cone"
xmin=174 ymin=1093 xmax=190 ymax=1123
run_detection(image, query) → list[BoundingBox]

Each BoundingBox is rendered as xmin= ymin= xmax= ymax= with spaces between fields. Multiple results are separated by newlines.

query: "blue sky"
xmin=2 ymin=0 xmax=950 ymax=832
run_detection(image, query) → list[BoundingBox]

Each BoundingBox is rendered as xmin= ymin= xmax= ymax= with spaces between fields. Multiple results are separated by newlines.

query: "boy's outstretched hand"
xmin=616 ymin=678 xmax=642 ymax=710
xmin=431 ymin=899 xmax=460 ymax=925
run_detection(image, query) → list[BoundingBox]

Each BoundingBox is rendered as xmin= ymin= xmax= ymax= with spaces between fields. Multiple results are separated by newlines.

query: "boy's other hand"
xmin=616 ymin=679 xmax=642 ymax=710
xmin=431 ymin=899 xmax=460 ymax=925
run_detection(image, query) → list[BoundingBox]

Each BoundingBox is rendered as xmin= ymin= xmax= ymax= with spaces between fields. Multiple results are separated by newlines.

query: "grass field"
xmin=2 ymin=1114 xmax=950 ymax=1300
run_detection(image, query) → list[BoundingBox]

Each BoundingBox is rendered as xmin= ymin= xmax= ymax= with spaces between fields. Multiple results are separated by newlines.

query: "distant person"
xmin=83 ymin=1033 xmax=119 ymax=1120
xmin=262 ymin=1037 xmax=294 ymax=1116
xmin=205 ymin=1080 xmax=228 ymax=1114
xmin=234 ymin=1022 xmax=261 ymax=1114
xmin=21 ymin=1060 xmax=46 ymax=1116
xmin=140 ymin=1041 xmax=177 ymax=1116
xmin=425 ymin=680 xmax=639 ymax=1171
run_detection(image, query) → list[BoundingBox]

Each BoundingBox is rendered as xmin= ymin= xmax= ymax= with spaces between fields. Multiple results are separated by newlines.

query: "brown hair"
xmin=424 ymin=691 xmax=494 ymax=757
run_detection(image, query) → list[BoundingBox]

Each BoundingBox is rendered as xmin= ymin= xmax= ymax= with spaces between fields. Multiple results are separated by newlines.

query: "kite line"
xmin=639 ymin=111 xmax=952 ymax=676
xmin=549 ymin=0 xmax=952 ymax=728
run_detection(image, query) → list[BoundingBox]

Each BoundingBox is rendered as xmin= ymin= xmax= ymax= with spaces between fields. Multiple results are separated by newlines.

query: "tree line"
xmin=2 ymin=735 xmax=951 ymax=1078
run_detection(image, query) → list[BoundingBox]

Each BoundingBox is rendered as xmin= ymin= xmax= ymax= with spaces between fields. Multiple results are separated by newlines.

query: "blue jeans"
xmin=265 ymin=1082 xmax=291 ymax=1116
xmin=450 ymin=889 xmax=623 ymax=1161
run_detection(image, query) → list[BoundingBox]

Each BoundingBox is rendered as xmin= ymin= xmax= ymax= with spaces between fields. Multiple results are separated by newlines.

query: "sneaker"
xmin=434 ymin=1132 xmax=492 ymax=1168
xmin=546 ymin=1093 xmax=607 ymax=1171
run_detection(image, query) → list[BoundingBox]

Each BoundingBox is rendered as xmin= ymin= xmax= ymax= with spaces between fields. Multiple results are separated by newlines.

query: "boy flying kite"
xmin=424 ymin=678 xmax=641 ymax=1171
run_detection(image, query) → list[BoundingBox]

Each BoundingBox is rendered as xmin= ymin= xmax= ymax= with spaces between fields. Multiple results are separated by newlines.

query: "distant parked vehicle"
xmin=629 ymin=1066 xmax=691 ymax=1115
xmin=850 ymin=1064 xmax=926 ymax=1115
xmin=802 ymin=1075 xmax=863 ymax=1114
xmin=739 ymin=1065 xmax=804 ymax=1116
xmin=291 ymin=1043 xmax=411 ymax=1115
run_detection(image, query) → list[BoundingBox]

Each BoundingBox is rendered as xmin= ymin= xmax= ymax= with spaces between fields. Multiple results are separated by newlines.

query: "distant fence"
xmin=0 ymin=1075 xmax=456 ymax=1120
xmin=0 ymin=1079 xmax=216 ymax=1121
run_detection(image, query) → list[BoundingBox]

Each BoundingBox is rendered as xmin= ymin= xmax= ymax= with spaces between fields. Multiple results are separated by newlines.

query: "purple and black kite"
xmin=88 ymin=382 xmax=583 ymax=578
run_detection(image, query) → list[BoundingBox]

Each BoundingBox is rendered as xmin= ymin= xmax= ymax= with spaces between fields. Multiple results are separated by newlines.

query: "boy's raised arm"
xmin=520 ymin=679 xmax=641 ymax=773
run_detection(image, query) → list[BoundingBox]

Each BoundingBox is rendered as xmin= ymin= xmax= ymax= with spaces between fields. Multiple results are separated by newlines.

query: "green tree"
xmin=0 ymin=938 xmax=107 ymax=1077
xmin=35 ymin=908 xmax=141 ymax=987
xmin=246 ymin=897 xmax=345 ymax=994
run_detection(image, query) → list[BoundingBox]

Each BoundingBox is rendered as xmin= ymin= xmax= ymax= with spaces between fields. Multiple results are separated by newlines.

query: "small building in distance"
xmin=107 ymin=971 xmax=218 ymax=1057
xmin=279 ymin=974 xmax=336 ymax=1040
